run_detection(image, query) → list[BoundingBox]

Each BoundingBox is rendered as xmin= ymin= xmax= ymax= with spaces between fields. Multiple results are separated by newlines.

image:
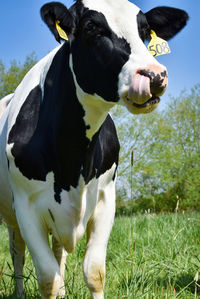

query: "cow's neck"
xmin=69 ymin=56 xmax=115 ymax=140
xmin=46 ymin=43 xmax=114 ymax=142
xmin=76 ymin=88 xmax=115 ymax=140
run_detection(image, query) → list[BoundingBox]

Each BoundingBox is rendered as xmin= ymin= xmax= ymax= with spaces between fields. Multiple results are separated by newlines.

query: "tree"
xmin=112 ymin=84 xmax=200 ymax=213
xmin=0 ymin=53 xmax=37 ymax=99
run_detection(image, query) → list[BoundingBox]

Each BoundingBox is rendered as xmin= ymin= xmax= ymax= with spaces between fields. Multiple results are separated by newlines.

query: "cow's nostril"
xmin=150 ymin=73 xmax=168 ymax=96
xmin=138 ymin=68 xmax=168 ymax=97
xmin=138 ymin=69 xmax=152 ymax=81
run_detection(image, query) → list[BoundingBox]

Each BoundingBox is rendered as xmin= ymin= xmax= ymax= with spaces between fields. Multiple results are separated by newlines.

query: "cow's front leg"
xmin=14 ymin=201 xmax=61 ymax=299
xmin=8 ymin=225 xmax=25 ymax=299
xmin=52 ymin=236 xmax=67 ymax=298
xmin=83 ymin=181 xmax=116 ymax=299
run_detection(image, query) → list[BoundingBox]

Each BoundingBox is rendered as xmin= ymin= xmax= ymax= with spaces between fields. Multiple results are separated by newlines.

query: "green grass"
xmin=1 ymin=212 xmax=200 ymax=298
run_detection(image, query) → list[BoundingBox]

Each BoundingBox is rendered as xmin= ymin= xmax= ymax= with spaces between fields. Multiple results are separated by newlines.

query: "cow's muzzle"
xmin=123 ymin=65 xmax=168 ymax=111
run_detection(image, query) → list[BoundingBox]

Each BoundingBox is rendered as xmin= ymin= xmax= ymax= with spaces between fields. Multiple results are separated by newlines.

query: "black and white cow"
xmin=0 ymin=0 xmax=188 ymax=298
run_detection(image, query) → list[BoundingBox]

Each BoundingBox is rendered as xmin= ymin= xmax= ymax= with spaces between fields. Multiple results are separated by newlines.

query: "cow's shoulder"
xmin=7 ymin=45 xmax=63 ymax=133
xmin=97 ymin=114 xmax=120 ymax=175
xmin=83 ymin=114 xmax=119 ymax=184
xmin=6 ymin=45 xmax=64 ymax=180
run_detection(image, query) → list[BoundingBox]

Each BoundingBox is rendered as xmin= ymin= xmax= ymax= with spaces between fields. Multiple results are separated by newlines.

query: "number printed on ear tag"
xmin=148 ymin=30 xmax=171 ymax=57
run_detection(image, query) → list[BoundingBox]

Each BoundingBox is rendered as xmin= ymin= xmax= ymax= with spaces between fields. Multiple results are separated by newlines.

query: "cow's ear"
xmin=145 ymin=6 xmax=188 ymax=40
xmin=41 ymin=2 xmax=75 ymax=43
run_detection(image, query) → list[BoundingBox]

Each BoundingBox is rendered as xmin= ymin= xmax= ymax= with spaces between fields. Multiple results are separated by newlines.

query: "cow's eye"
xmin=85 ymin=22 xmax=96 ymax=32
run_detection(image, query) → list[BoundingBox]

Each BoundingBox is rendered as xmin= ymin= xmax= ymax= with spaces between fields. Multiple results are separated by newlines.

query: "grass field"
xmin=0 ymin=212 xmax=200 ymax=298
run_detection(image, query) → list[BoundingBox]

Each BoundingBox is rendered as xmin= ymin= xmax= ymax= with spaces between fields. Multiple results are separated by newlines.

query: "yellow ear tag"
xmin=55 ymin=20 xmax=68 ymax=41
xmin=147 ymin=30 xmax=171 ymax=57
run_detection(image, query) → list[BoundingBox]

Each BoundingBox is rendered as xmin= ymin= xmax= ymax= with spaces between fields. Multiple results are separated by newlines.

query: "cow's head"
xmin=41 ymin=0 xmax=188 ymax=114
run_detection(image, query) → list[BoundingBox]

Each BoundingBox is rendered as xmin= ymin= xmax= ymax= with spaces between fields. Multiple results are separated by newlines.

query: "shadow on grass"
xmin=0 ymin=297 xmax=41 ymax=299
xmin=175 ymin=274 xmax=200 ymax=294
xmin=156 ymin=274 xmax=200 ymax=295
xmin=0 ymin=293 xmax=41 ymax=299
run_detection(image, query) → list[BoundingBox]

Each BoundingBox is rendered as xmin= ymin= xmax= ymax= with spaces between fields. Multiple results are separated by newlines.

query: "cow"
xmin=0 ymin=0 xmax=188 ymax=298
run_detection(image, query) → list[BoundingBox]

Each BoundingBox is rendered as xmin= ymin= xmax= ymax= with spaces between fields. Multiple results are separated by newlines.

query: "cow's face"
xmin=41 ymin=0 xmax=188 ymax=114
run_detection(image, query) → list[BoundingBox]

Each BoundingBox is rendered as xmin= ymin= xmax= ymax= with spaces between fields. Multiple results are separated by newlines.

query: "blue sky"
xmin=0 ymin=0 xmax=199 ymax=108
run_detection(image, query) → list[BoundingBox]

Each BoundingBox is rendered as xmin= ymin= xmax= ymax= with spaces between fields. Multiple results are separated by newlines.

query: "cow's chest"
xmin=9 ymin=162 xmax=115 ymax=253
xmin=43 ymin=174 xmax=100 ymax=253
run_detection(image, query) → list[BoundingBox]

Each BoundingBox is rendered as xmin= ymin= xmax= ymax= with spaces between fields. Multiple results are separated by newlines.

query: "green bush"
xmin=116 ymin=190 xmax=200 ymax=216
